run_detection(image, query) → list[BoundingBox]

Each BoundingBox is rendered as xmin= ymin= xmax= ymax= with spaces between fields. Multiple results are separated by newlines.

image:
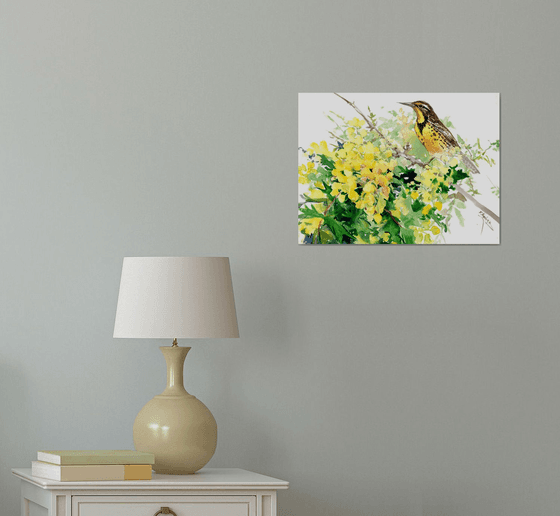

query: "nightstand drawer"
xmin=72 ymin=495 xmax=256 ymax=516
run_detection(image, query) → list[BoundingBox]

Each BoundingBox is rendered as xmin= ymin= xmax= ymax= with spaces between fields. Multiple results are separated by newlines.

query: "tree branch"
xmin=385 ymin=209 xmax=403 ymax=228
xmin=454 ymin=184 xmax=500 ymax=224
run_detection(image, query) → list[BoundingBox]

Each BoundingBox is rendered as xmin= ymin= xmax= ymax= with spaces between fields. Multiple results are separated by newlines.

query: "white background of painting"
xmin=298 ymin=93 xmax=500 ymax=244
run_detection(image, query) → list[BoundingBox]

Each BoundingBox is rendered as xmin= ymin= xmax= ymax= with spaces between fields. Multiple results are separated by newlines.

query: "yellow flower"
xmin=308 ymin=140 xmax=335 ymax=159
xmin=431 ymin=226 xmax=441 ymax=235
xmin=395 ymin=197 xmax=409 ymax=216
xmin=419 ymin=167 xmax=437 ymax=188
xmin=411 ymin=191 xmax=419 ymax=200
xmin=299 ymin=218 xmax=322 ymax=236
xmin=376 ymin=197 xmax=387 ymax=214
xmin=373 ymin=213 xmax=383 ymax=224
xmin=422 ymin=204 xmax=432 ymax=215
xmin=332 ymin=183 xmax=342 ymax=196
xmin=332 ymin=169 xmax=346 ymax=182
xmin=434 ymin=201 xmax=443 ymax=211
xmin=298 ymin=161 xmax=316 ymax=184
xmin=363 ymin=182 xmax=375 ymax=194
xmin=382 ymin=232 xmax=390 ymax=242
xmin=308 ymin=189 xmax=325 ymax=200
xmin=348 ymin=117 xmax=365 ymax=128
xmin=355 ymin=234 xmax=379 ymax=244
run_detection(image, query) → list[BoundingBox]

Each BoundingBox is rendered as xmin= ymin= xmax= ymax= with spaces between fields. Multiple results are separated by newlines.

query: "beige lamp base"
xmin=133 ymin=346 xmax=217 ymax=474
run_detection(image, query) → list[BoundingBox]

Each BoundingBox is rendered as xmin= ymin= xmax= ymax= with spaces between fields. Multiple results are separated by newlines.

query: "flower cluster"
xmin=298 ymin=110 xmax=472 ymax=244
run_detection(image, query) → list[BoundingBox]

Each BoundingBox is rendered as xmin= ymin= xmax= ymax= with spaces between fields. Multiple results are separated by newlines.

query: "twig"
xmin=479 ymin=211 xmax=494 ymax=233
xmin=328 ymin=131 xmax=344 ymax=144
xmin=385 ymin=209 xmax=403 ymax=228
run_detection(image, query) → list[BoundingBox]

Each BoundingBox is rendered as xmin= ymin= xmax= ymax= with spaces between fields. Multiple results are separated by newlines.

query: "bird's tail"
xmin=460 ymin=153 xmax=480 ymax=174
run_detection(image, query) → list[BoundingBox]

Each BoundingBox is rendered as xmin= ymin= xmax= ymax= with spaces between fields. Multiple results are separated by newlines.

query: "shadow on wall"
xmin=0 ymin=360 xmax=32 ymax=515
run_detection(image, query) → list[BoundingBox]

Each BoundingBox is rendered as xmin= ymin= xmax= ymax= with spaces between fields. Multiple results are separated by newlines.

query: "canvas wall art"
xmin=298 ymin=93 xmax=500 ymax=244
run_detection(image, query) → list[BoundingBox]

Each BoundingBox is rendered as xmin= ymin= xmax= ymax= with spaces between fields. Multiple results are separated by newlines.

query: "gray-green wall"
xmin=1 ymin=1 xmax=559 ymax=514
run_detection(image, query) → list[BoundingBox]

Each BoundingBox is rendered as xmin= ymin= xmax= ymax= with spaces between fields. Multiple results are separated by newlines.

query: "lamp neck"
xmin=159 ymin=345 xmax=191 ymax=396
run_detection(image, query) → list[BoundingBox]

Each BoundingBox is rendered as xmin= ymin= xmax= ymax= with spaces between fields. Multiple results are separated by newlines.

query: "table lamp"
xmin=113 ymin=257 xmax=239 ymax=474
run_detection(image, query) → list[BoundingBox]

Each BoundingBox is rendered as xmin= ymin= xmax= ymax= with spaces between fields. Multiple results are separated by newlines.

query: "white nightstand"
xmin=12 ymin=467 xmax=289 ymax=516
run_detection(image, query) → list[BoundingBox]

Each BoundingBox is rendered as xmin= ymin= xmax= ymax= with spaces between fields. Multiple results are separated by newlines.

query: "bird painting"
xmin=298 ymin=93 xmax=500 ymax=244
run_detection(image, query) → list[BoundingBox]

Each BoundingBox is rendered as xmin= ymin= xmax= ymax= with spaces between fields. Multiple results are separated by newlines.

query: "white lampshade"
xmin=113 ymin=257 xmax=239 ymax=339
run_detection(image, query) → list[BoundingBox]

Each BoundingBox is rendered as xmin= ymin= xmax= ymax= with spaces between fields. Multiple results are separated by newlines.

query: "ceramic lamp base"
xmin=133 ymin=346 xmax=217 ymax=474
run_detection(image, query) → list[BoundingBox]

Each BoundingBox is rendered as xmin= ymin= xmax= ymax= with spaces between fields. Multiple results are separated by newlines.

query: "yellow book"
xmin=31 ymin=461 xmax=152 ymax=481
xmin=37 ymin=450 xmax=155 ymax=466
xmin=124 ymin=464 xmax=153 ymax=480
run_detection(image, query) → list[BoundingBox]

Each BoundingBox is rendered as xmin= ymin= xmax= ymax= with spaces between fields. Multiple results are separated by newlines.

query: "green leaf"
xmin=410 ymin=138 xmax=430 ymax=161
xmin=303 ymin=194 xmax=328 ymax=203
xmin=449 ymin=166 xmax=469 ymax=183
xmin=314 ymin=165 xmax=332 ymax=183
xmin=383 ymin=217 xmax=401 ymax=243
xmin=299 ymin=205 xmax=323 ymax=219
xmin=454 ymin=208 xmax=465 ymax=227
xmin=323 ymin=216 xmax=350 ymax=243
xmin=318 ymin=228 xmax=335 ymax=244
xmin=442 ymin=116 xmax=455 ymax=129
xmin=400 ymin=227 xmax=416 ymax=244
xmin=319 ymin=154 xmax=335 ymax=169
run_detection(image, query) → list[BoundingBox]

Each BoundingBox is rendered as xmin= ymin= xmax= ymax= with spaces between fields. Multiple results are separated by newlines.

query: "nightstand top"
xmin=12 ymin=467 xmax=289 ymax=491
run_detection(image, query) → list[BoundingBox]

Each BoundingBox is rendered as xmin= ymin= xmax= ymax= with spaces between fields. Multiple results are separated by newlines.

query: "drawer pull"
xmin=154 ymin=508 xmax=177 ymax=516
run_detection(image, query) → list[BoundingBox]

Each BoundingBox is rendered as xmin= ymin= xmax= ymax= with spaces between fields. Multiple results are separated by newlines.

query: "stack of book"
xmin=31 ymin=450 xmax=155 ymax=481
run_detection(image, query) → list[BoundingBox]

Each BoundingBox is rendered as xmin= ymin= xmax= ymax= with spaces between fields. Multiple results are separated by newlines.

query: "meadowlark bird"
xmin=399 ymin=100 xmax=480 ymax=174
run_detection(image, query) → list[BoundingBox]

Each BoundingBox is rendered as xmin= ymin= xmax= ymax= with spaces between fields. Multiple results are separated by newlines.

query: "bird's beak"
xmin=399 ymin=102 xmax=414 ymax=108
